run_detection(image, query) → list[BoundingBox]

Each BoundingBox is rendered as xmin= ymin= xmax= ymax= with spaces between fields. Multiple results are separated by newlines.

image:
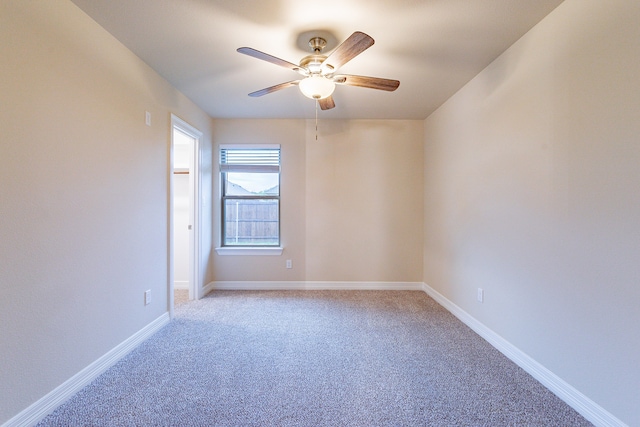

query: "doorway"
xmin=170 ymin=115 xmax=202 ymax=316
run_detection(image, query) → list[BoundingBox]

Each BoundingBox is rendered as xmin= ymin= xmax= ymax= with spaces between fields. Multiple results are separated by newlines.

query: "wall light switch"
xmin=286 ymin=259 xmax=292 ymax=269
xmin=145 ymin=111 xmax=151 ymax=126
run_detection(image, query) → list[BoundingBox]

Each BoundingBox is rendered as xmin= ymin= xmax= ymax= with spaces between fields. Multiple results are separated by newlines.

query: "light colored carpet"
xmin=37 ymin=290 xmax=591 ymax=426
xmin=174 ymin=289 xmax=189 ymax=306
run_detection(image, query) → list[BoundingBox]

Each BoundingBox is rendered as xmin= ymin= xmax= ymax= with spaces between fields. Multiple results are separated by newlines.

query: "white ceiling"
xmin=70 ymin=0 xmax=564 ymax=120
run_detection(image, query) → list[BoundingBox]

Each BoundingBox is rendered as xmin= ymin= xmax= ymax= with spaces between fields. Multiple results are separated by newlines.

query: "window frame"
xmin=218 ymin=145 xmax=281 ymax=250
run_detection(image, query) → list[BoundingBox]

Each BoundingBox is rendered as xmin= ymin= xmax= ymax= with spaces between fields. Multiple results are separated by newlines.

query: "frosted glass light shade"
xmin=299 ymin=75 xmax=335 ymax=99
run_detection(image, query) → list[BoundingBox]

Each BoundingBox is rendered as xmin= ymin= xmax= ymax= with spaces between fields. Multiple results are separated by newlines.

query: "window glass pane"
xmin=225 ymin=172 xmax=279 ymax=196
xmin=224 ymin=199 xmax=279 ymax=246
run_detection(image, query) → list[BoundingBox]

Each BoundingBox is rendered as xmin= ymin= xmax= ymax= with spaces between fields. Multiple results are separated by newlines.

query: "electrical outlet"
xmin=286 ymin=259 xmax=292 ymax=269
xmin=145 ymin=111 xmax=151 ymax=126
xmin=144 ymin=289 xmax=151 ymax=305
xmin=477 ymin=288 xmax=484 ymax=303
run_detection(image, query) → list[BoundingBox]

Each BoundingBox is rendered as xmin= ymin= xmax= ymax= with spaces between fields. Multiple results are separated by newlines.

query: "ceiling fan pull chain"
xmin=315 ymin=99 xmax=319 ymax=141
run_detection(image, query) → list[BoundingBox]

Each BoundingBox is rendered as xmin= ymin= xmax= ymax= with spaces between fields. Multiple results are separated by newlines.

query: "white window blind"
xmin=220 ymin=147 xmax=280 ymax=172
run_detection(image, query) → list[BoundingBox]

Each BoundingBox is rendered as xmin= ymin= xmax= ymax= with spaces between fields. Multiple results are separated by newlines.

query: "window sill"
xmin=215 ymin=247 xmax=283 ymax=256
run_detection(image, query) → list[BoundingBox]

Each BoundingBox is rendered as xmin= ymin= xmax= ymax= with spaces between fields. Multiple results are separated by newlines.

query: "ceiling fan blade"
xmin=318 ymin=96 xmax=336 ymax=110
xmin=334 ymin=74 xmax=400 ymax=91
xmin=322 ymin=31 xmax=374 ymax=71
xmin=237 ymin=47 xmax=306 ymax=75
xmin=248 ymin=80 xmax=300 ymax=97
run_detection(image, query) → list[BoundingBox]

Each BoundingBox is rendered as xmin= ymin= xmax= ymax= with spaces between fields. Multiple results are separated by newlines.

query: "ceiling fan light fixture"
xmin=299 ymin=75 xmax=335 ymax=100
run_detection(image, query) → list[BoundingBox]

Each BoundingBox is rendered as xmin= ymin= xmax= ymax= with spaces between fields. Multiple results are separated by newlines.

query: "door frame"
xmin=169 ymin=114 xmax=202 ymax=318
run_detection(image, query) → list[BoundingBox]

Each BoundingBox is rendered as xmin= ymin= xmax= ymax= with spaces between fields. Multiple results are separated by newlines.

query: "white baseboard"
xmin=173 ymin=281 xmax=189 ymax=290
xmin=420 ymin=282 xmax=626 ymax=427
xmin=204 ymin=281 xmax=424 ymax=292
xmin=3 ymin=313 xmax=170 ymax=427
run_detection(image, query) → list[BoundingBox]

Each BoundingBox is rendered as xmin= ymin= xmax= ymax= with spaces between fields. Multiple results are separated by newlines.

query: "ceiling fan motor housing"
xmin=300 ymin=54 xmax=330 ymax=74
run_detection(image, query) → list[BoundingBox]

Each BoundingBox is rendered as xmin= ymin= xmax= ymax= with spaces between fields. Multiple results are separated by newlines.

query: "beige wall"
xmin=306 ymin=120 xmax=424 ymax=282
xmin=423 ymin=0 xmax=640 ymax=424
xmin=0 ymin=1 xmax=212 ymax=423
xmin=211 ymin=119 xmax=424 ymax=284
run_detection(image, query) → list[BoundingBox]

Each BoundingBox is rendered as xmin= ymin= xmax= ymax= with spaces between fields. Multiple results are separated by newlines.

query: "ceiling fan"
xmin=237 ymin=31 xmax=400 ymax=110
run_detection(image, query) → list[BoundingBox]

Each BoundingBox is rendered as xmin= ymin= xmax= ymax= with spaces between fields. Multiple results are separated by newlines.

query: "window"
xmin=220 ymin=146 xmax=280 ymax=247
